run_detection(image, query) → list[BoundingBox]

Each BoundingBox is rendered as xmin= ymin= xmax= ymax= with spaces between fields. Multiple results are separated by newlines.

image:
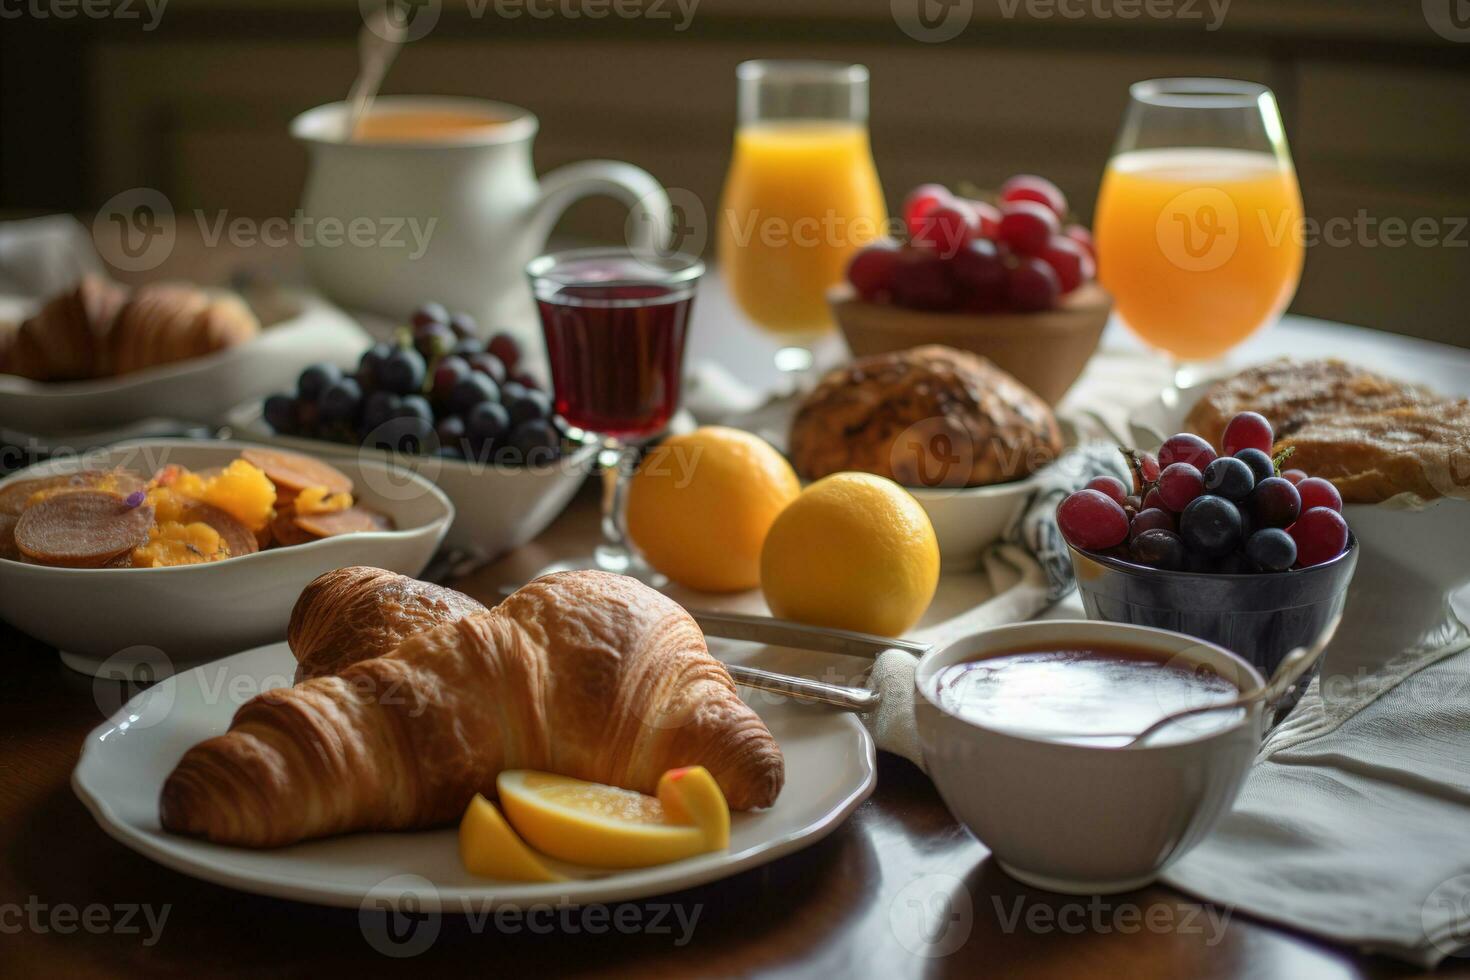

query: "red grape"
xmin=1063 ymin=224 xmax=1095 ymax=261
xmin=1281 ymin=468 xmax=1308 ymax=485
xmin=1130 ymin=506 xmax=1176 ymax=540
xmin=1038 ymin=235 xmax=1095 ymax=294
xmin=891 ymin=249 xmax=959 ymax=310
xmin=1289 ymin=506 xmax=1349 ymax=567
xmin=968 ymin=199 xmax=1002 ymax=239
xmin=1005 ymin=257 xmax=1061 ymax=312
xmin=1085 ymin=475 xmax=1129 ymax=507
xmin=1130 ymin=528 xmax=1186 ymax=570
xmin=1247 ymin=476 xmax=1301 ymax=529
xmin=1142 ymin=486 xmax=1167 ymax=512
xmin=948 ymin=238 xmax=1007 ymax=311
xmin=912 ymin=201 xmax=978 ymax=257
xmin=1158 ymin=432 xmax=1217 ymax=471
xmin=903 ymin=184 xmax=951 ymax=240
xmin=997 ymin=201 xmax=1060 ymax=256
xmin=1057 ymin=489 xmax=1129 ymax=551
xmin=1296 ymin=477 xmax=1342 ymax=513
xmin=1000 ymin=175 xmax=1067 ymax=219
xmin=1138 ymin=452 xmax=1160 ymax=484
xmin=1157 ymin=462 xmax=1204 ymax=511
xmin=846 ymin=240 xmax=904 ymax=300
xmin=1222 ymin=411 xmax=1273 ymax=456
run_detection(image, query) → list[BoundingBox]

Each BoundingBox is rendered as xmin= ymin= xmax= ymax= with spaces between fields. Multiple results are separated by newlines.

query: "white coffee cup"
xmin=914 ymin=620 xmax=1265 ymax=894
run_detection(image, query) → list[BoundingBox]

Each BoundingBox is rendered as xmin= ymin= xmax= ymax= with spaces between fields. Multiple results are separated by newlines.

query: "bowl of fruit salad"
xmin=1057 ymin=412 xmax=1358 ymax=724
xmin=833 ymin=176 xmax=1110 ymax=405
xmin=231 ymin=303 xmax=595 ymax=560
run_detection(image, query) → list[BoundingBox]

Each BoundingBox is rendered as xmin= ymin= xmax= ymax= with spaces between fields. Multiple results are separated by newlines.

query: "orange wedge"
xmin=459 ymin=794 xmax=563 ymax=882
xmin=497 ymin=769 xmax=724 ymax=870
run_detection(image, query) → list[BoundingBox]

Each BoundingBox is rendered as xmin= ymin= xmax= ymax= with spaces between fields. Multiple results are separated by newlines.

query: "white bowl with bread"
xmin=1132 ymin=357 xmax=1470 ymax=659
xmin=788 ymin=345 xmax=1062 ymax=570
xmin=0 ymin=440 xmax=452 ymax=676
xmin=0 ymin=277 xmax=369 ymax=434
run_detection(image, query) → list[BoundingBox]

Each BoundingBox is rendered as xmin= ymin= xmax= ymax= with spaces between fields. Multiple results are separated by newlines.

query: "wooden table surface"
xmin=0 ymin=489 xmax=1454 ymax=980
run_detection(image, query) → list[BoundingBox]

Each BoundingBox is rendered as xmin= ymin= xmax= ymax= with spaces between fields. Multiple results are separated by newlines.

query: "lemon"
xmin=496 ymin=769 xmax=728 ymax=869
xmin=626 ymin=427 xmax=799 ymax=593
xmin=459 ymin=794 xmax=563 ymax=882
xmin=760 ymin=472 xmax=939 ymax=637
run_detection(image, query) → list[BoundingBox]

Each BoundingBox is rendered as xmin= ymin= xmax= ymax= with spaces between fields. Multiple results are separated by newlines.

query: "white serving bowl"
xmin=0 ymin=289 xmax=369 ymax=434
xmin=915 ymin=620 xmax=1265 ymax=894
xmin=908 ymin=473 xmax=1041 ymax=571
xmin=227 ymin=401 xmax=594 ymax=560
xmin=0 ymin=439 xmax=452 ymax=677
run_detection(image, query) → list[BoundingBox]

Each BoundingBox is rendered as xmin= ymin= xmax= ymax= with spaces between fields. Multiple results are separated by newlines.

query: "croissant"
xmin=0 ymin=277 xmax=258 ymax=382
xmin=286 ymin=565 xmax=488 ymax=681
xmin=160 ymin=568 xmax=785 ymax=848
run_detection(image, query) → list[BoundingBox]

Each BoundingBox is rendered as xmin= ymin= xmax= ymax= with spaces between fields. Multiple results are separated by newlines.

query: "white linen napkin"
xmin=1160 ymin=630 xmax=1470 ymax=967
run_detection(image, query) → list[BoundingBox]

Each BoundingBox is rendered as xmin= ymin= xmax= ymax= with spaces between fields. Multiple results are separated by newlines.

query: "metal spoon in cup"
xmin=1115 ymin=611 xmax=1343 ymax=747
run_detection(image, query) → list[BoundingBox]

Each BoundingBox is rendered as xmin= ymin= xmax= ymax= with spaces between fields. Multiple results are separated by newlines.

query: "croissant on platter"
xmin=160 ymin=567 xmax=785 ymax=848
xmin=0 ymin=276 xmax=259 ymax=382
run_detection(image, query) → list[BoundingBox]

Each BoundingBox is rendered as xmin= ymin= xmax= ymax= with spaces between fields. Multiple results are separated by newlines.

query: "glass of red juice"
xmin=527 ymin=247 xmax=703 ymax=582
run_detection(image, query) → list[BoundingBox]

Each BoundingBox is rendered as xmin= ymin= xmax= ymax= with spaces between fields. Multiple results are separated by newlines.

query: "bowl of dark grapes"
xmin=1057 ymin=411 xmax=1357 ymax=725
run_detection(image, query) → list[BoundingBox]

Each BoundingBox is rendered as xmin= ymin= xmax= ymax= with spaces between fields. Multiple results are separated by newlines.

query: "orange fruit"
xmin=760 ymin=472 xmax=939 ymax=637
xmin=626 ymin=427 xmax=799 ymax=592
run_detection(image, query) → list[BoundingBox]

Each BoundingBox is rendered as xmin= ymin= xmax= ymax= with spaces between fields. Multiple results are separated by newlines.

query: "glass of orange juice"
xmin=719 ymin=60 xmax=887 ymax=379
xmin=1095 ymin=78 xmax=1303 ymax=383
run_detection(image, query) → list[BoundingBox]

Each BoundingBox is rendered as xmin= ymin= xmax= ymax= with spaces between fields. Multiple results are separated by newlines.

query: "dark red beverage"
xmin=531 ymin=251 xmax=701 ymax=439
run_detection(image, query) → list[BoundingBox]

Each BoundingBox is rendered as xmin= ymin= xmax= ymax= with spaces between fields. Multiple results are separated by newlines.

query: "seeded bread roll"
xmin=789 ymin=345 xmax=1063 ymax=488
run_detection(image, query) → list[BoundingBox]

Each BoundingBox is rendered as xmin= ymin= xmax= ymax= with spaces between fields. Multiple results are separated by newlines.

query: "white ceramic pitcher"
xmin=290 ymin=96 xmax=672 ymax=336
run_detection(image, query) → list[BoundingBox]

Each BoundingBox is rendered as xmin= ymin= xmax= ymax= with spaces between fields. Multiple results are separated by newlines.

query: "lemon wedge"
xmin=497 ymin=769 xmax=724 ymax=869
xmin=657 ymin=766 xmax=730 ymax=850
xmin=459 ymin=793 xmax=563 ymax=882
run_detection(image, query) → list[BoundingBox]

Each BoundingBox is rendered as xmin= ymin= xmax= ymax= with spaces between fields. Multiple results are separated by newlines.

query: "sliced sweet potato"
xmin=0 ymin=513 xmax=18 ymax=561
xmin=240 ymin=447 xmax=353 ymax=496
xmin=0 ymin=469 xmax=141 ymax=517
xmin=14 ymin=491 xmax=154 ymax=567
xmin=293 ymin=505 xmax=393 ymax=539
xmin=176 ymin=500 xmax=258 ymax=558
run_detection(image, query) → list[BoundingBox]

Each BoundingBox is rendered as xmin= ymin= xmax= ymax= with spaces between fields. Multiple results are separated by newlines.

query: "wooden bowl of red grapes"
xmin=1059 ymin=411 xmax=1354 ymax=574
xmin=262 ymin=304 xmax=567 ymax=465
xmin=832 ymin=175 xmax=1111 ymax=404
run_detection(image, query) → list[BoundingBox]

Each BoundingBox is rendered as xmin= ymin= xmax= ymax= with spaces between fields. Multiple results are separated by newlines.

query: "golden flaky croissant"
xmin=0 ymin=277 xmax=258 ymax=382
xmin=286 ymin=565 xmax=488 ymax=681
xmin=160 ymin=568 xmax=785 ymax=848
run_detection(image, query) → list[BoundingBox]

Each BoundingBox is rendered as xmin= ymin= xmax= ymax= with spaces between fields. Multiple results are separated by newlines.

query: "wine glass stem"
xmin=595 ymin=438 xmax=636 ymax=574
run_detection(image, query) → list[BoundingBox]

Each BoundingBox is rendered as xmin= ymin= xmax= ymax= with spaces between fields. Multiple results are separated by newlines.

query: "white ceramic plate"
xmin=0 ymin=440 xmax=452 ymax=676
xmin=72 ymin=640 xmax=876 ymax=909
xmin=0 ymin=289 xmax=369 ymax=434
xmin=225 ymin=400 xmax=595 ymax=560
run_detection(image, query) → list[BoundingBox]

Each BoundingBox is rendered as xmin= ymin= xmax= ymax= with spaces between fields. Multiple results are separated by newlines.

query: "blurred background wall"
xmin=2 ymin=0 xmax=1467 ymax=345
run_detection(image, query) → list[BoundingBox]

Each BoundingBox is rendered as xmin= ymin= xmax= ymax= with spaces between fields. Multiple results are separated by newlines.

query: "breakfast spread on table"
xmin=0 ymin=276 xmax=259 ymax=382
xmin=0 ymin=448 xmax=391 ymax=567
xmin=160 ymin=567 xmax=783 ymax=851
xmin=0 ymin=46 xmax=1461 ymax=968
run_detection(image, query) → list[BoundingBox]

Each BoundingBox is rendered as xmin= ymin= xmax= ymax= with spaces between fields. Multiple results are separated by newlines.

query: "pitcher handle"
xmin=525 ymin=160 xmax=674 ymax=256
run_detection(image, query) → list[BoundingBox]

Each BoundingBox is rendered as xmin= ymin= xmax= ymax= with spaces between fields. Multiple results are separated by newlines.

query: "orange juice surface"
xmin=1095 ymin=148 xmax=1303 ymax=360
xmin=719 ymin=122 xmax=887 ymax=336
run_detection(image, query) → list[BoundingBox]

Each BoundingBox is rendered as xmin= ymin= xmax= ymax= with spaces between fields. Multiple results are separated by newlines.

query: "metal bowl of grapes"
xmin=1057 ymin=413 xmax=1360 ymax=726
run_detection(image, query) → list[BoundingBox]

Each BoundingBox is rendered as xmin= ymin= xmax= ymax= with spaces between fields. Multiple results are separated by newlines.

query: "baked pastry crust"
xmin=1186 ymin=358 xmax=1470 ymax=504
xmin=789 ymin=345 xmax=1062 ymax=488
xmin=161 ymin=567 xmax=785 ymax=847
